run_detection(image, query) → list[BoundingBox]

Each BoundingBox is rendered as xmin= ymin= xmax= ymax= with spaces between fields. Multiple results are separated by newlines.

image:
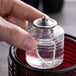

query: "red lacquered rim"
xmin=9 ymin=34 xmax=76 ymax=74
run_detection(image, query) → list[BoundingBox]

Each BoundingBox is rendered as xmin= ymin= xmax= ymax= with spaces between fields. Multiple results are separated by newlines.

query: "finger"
xmin=0 ymin=17 xmax=37 ymax=51
xmin=12 ymin=0 xmax=47 ymax=22
xmin=0 ymin=0 xmax=14 ymax=16
xmin=6 ymin=15 xmax=28 ymax=29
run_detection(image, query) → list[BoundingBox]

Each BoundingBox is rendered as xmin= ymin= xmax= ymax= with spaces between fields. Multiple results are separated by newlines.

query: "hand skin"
xmin=0 ymin=0 xmax=48 ymax=51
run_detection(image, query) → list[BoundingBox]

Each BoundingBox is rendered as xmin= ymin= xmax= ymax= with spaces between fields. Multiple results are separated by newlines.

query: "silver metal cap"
xmin=33 ymin=16 xmax=57 ymax=28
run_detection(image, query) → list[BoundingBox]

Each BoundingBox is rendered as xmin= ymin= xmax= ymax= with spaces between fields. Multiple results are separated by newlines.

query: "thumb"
xmin=0 ymin=17 xmax=37 ymax=51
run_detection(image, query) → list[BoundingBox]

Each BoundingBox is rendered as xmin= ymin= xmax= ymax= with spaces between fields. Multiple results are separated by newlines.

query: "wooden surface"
xmin=0 ymin=1 xmax=76 ymax=76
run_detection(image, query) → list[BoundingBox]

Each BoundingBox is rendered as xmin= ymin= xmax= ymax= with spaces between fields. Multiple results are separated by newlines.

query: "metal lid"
xmin=33 ymin=16 xmax=57 ymax=29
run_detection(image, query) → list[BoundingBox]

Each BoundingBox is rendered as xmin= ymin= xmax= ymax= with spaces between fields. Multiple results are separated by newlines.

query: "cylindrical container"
xmin=26 ymin=17 xmax=64 ymax=69
xmin=8 ymin=34 xmax=76 ymax=76
xmin=21 ymin=0 xmax=39 ymax=9
xmin=42 ymin=0 xmax=64 ymax=13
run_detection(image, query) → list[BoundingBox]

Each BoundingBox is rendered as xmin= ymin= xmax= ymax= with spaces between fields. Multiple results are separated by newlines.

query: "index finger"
xmin=12 ymin=0 xmax=46 ymax=22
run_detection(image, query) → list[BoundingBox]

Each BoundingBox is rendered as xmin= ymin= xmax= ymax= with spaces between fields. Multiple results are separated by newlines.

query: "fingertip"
xmin=22 ymin=34 xmax=37 ymax=51
xmin=12 ymin=0 xmax=48 ymax=22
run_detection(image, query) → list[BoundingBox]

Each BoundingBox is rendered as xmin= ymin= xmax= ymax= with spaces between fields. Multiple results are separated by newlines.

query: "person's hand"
xmin=0 ymin=0 xmax=46 ymax=51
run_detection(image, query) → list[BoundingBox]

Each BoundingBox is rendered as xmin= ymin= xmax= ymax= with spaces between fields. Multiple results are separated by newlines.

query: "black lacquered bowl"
xmin=8 ymin=34 xmax=76 ymax=76
xmin=22 ymin=0 xmax=39 ymax=9
xmin=42 ymin=0 xmax=64 ymax=14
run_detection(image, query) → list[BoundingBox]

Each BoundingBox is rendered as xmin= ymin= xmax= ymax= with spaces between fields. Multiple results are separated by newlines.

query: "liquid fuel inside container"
xmin=26 ymin=17 xmax=64 ymax=69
